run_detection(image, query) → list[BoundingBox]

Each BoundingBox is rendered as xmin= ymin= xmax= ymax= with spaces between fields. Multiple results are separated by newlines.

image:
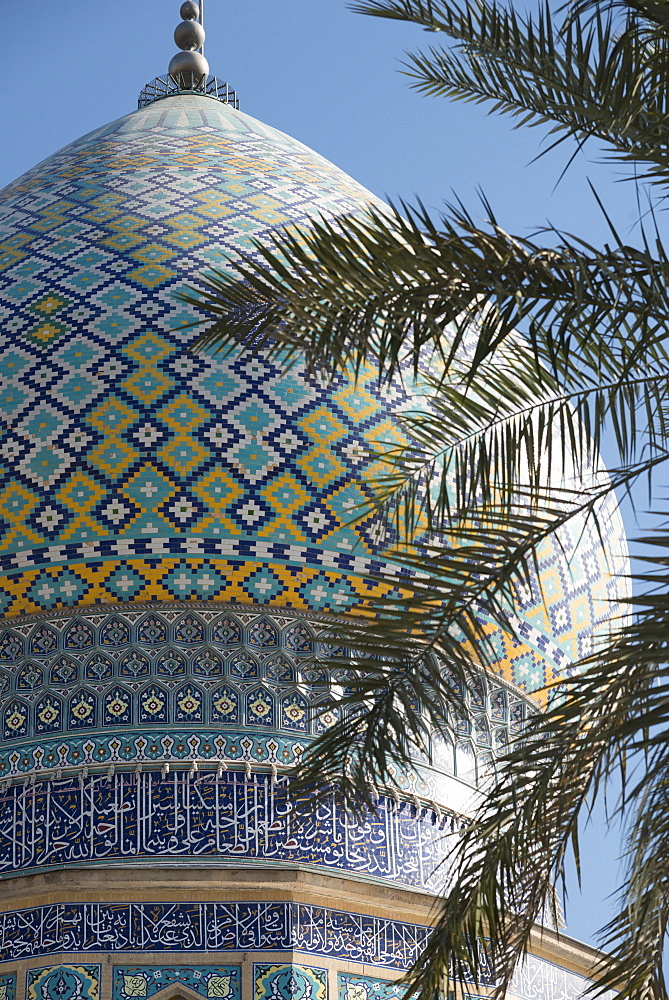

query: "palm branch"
xmin=186 ymin=199 xmax=669 ymax=533
xmin=406 ymin=533 xmax=669 ymax=1000
xmin=351 ymin=0 xmax=669 ymax=185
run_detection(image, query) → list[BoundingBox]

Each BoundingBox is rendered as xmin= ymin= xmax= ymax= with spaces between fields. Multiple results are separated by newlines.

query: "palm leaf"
xmin=186 ymin=200 xmax=669 ymax=537
xmin=400 ymin=539 xmax=669 ymax=1000
xmin=188 ymin=200 xmax=669 ymax=388
xmin=287 ymin=449 xmax=651 ymax=807
xmin=351 ymin=0 xmax=669 ymax=185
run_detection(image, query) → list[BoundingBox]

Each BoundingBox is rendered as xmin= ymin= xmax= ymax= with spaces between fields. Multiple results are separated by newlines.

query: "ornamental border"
xmin=0 ymin=901 xmax=438 ymax=969
xmin=0 ymin=602 xmax=543 ymax=709
xmin=0 ymin=537 xmax=401 ymax=583
xmin=0 ymin=548 xmax=569 ymax=674
xmin=0 ymin=755 xmax=462 ymax=825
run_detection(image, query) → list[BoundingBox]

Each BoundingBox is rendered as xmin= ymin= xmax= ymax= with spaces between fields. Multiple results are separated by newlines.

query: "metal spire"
xmin=137 ymin=0 xmax=239 ymax=109
xmin=169 ymin=2 xmax=209 ymax=89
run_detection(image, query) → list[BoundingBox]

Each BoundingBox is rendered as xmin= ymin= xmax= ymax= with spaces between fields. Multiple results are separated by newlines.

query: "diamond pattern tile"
xmin=0 ymin=95 xmax=629 ymax=694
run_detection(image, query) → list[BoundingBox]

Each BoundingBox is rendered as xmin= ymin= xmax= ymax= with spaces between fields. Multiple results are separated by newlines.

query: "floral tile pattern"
xmin=113 ymin=966 xmax=240 ymax=1000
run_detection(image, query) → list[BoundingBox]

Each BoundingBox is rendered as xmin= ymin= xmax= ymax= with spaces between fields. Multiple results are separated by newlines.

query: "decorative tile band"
xmin=254 ymin=964 xmax=327 ymax=1000
xmin=0 ymin=558 xmax=398 ymax=637
xmin=0 ymin=536 xmax=401 ymax=583
xmin=0 ymin=562 xmax=570 ymax=685
xmin=0 ymin=901 xmax=435 ymax=969
xmin=19 ymin=910 xmax=628 ymax=998
xmin=506 ymin=951 xmax=614 ymax=1000
xmin=0 ymin=607 xmax=531 ymax=761
xmin=0 ymin=553 xmax=572 ymax=697
xmin=0 ymin=730 xmax=310 ymax=778
xmin=113 ymin=965 xmax=241 ymax=1000
xmin=0 ymin=570 xmax=573 ymax=701
xmin=27 ymin=966 xmax=99 ymax=1000
xmin=0 ymin=730 xmax=458 ymax=803
xmin=0 ymin=770 xmax=454 ymax=891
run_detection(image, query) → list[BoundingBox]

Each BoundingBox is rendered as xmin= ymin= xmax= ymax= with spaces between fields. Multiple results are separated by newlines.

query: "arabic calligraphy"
xmin=508 ymin=954 xmax=616 ymax=1000
xmin=0 ymin=901 xmax=431 ymax=969
xmin=0 ymin=770 xmax=455 ymax=892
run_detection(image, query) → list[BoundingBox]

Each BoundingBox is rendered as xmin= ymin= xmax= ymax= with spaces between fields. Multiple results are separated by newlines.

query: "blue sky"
xmin=3 ymin=0 xmax=633 ymax=949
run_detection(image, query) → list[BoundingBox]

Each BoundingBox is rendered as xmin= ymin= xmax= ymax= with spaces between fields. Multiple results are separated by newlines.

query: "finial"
xmin=138 ymin=0 xmax=239 ymax=109
xmin=169 ymin=0 xmax=209 ymax=89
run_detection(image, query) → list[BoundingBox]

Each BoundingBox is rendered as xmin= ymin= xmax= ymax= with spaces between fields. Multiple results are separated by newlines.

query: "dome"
xmin=0 ymin=62 xmax=628 ymax=993
xmin=0 ymin=95 xmax=626 ymax=694
xmin=0 ymin=96 xmax=398 ymax=614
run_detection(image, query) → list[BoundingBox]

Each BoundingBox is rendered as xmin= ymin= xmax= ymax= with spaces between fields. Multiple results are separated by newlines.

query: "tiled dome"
xmin=0 ymin=94 xmax=626 ymax=707
xmin=0 ymin=97 xmax=398 ymax=611
xmin=0 ymin=83 xmax=629 ymax=987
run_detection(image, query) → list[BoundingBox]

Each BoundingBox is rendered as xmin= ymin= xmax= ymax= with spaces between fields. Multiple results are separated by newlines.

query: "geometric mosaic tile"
xmin=254 ymin=965 xmax=327 ymax=1000
xmin=26 ymin=966 xmax=99 ymax=1000
xmin=0 ymin=608 xmax=529 ymax=756
xmin=0 ymin=94 xmax=629 ymax=696
xmin=113 ymin=966 xmax=241 ymax=1000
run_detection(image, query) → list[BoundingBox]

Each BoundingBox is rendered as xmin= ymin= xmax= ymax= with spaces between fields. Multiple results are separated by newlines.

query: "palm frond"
xmin=188 ymin=200 xmax=669 ymax=387
xmin=366 ymin=363 xmax=667 ymax=544
xmin=395 ymin=528 xmax=669 ymax=1000
xmin=287 ymin=448 xmax=650 ymax=807
xmin=350 ymin=0 xmax=669 ymax=184
xmin=187 ymin=200 xmax=669 ymax=529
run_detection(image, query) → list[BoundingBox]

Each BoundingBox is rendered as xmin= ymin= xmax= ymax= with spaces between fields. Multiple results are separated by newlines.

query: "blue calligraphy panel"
xmin=506 ymin=955 xmax=617 ymax=1000
xmin=0 ymin=771 xmax=452 ymax=892
xmin=0 ymin=902 xmax=428 ymax=969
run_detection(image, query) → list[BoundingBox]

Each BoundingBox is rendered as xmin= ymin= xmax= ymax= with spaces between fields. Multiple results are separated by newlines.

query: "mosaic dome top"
xmin=0 ymin=94 xmax=628 ymax=696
